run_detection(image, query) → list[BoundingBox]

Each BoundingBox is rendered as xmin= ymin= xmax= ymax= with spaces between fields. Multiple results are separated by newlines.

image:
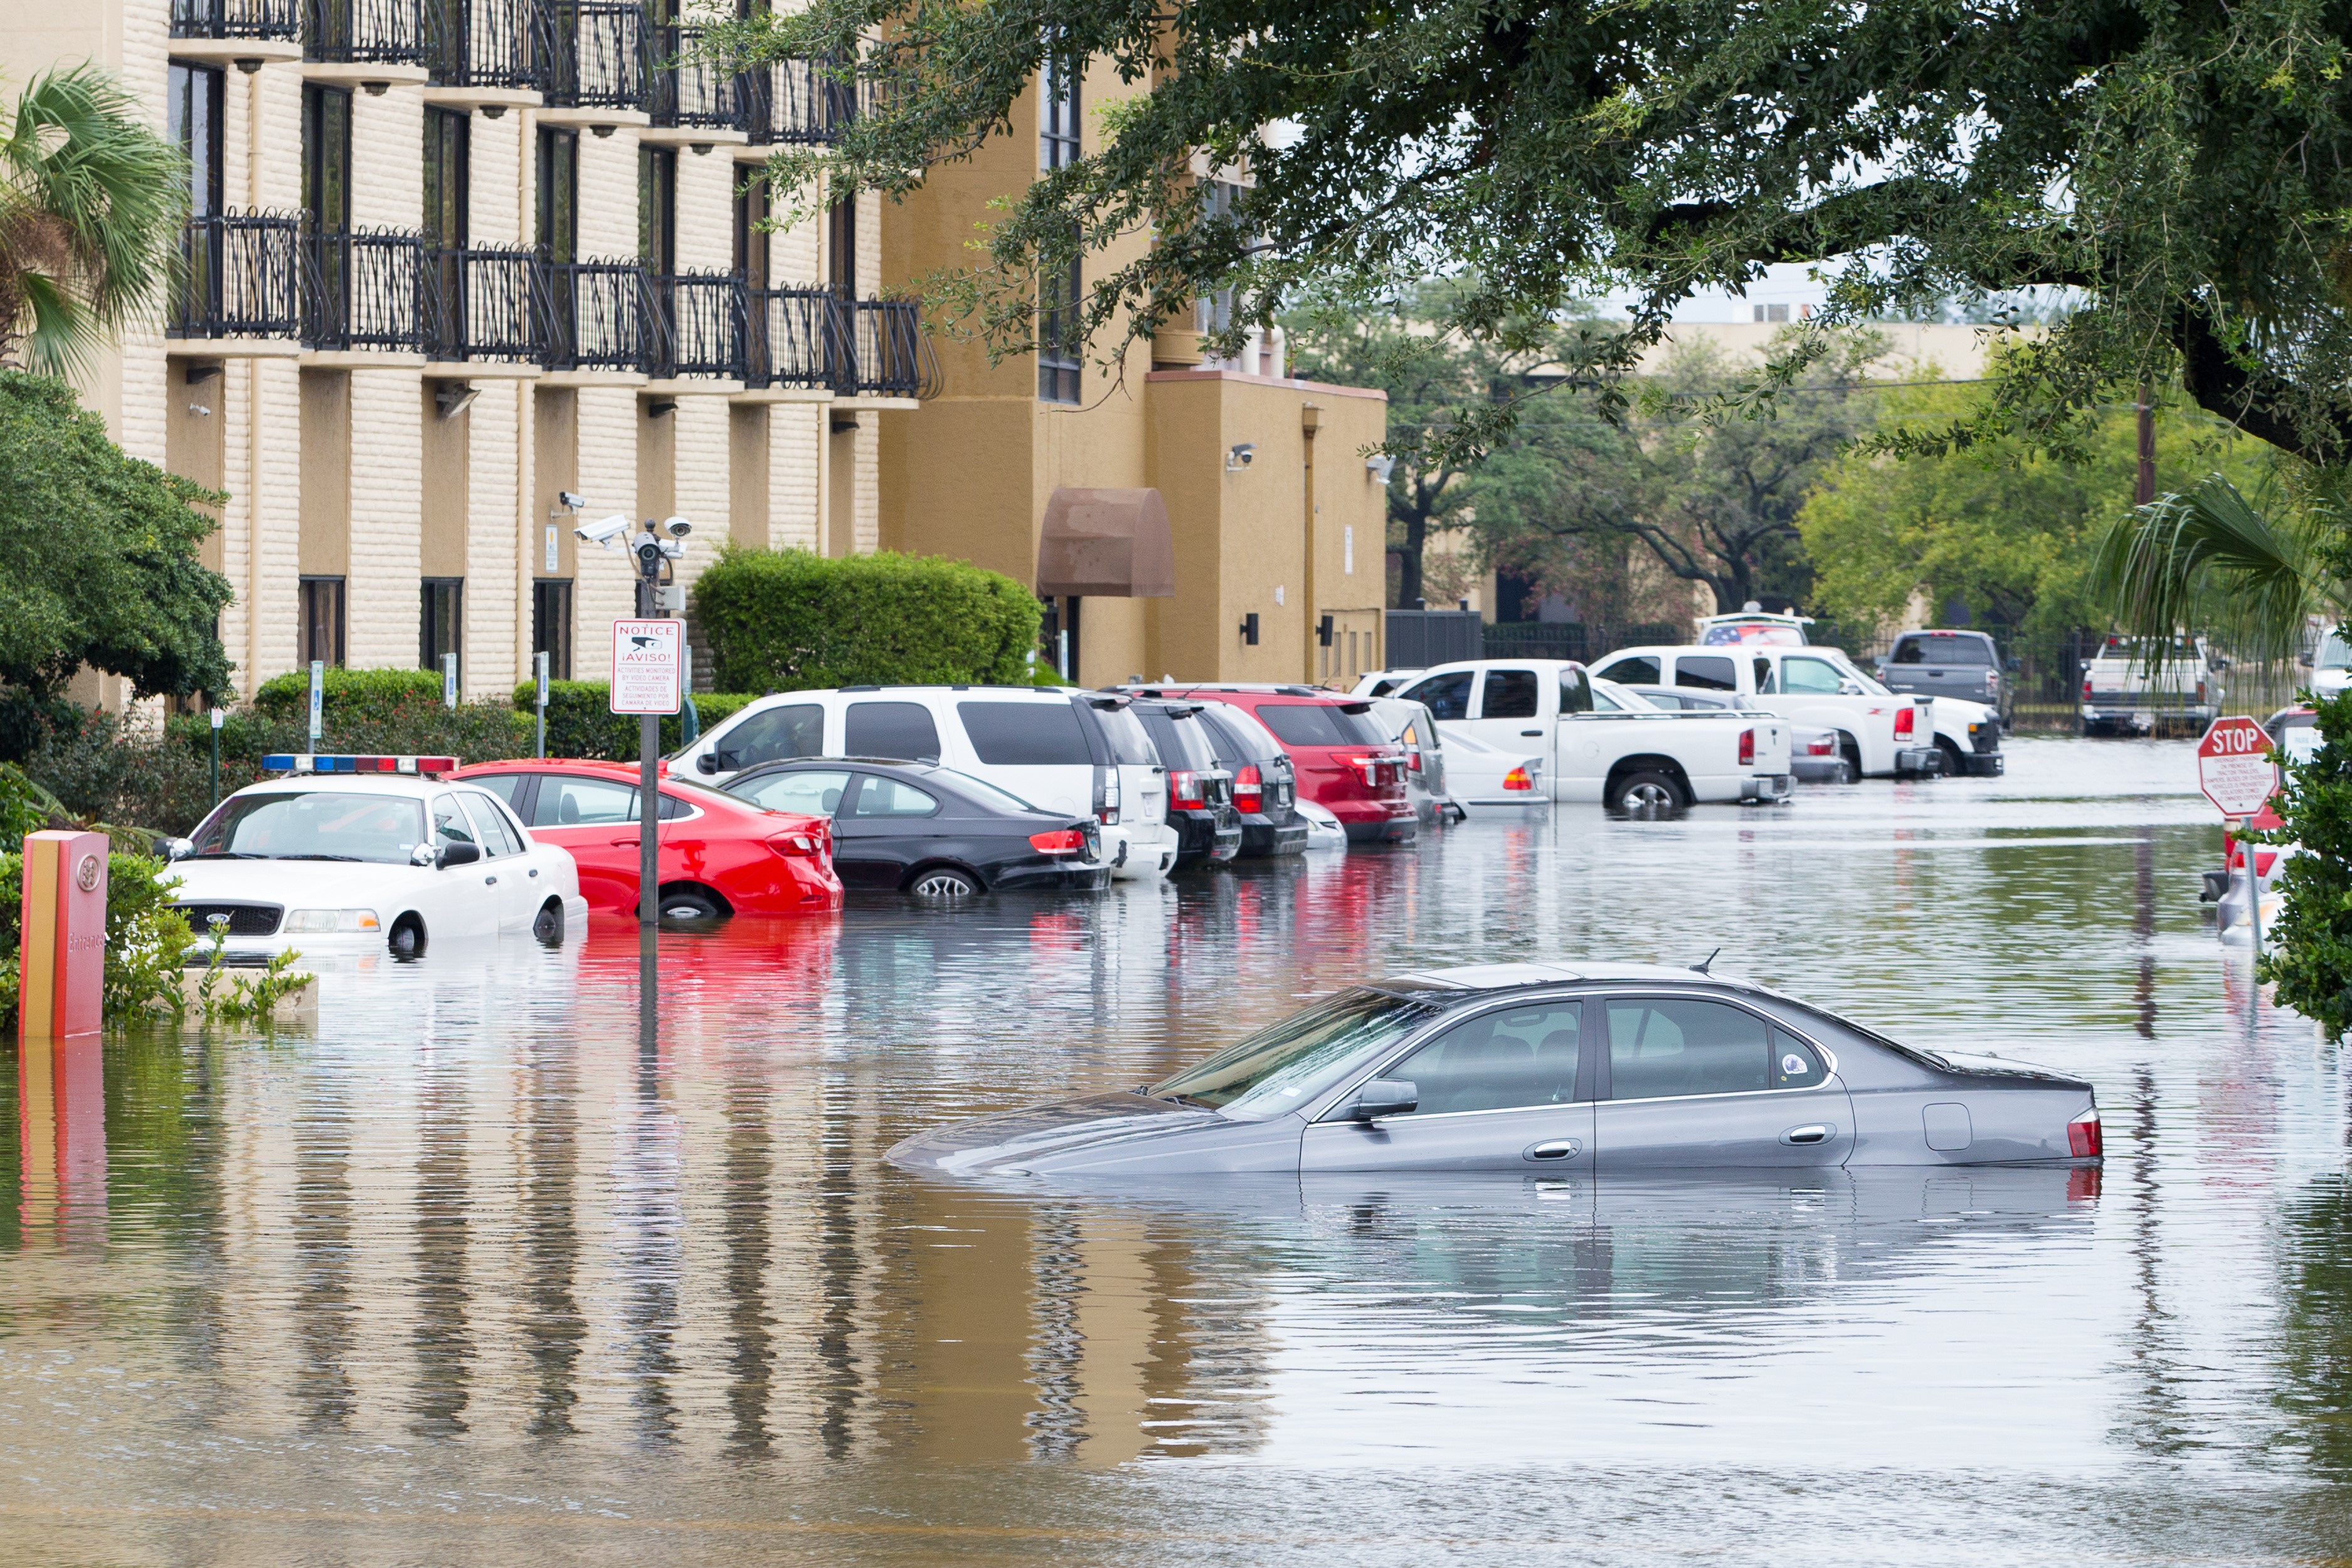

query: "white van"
xmin=672 ymin=686 xmax=1179 ymax=877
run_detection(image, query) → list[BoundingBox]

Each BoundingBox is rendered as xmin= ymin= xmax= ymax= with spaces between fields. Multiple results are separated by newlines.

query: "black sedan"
xmin=1129 ymin=698 xmax=1242 ymax=868
xmin=722 ymin=758 xmax=1110 ymax=899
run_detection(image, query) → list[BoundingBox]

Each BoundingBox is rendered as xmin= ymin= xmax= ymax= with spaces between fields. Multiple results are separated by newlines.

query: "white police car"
xmin=162 ymin=754 xmax=588 ymax=958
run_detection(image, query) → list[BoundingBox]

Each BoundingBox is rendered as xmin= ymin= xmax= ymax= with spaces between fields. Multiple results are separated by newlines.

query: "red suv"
xmin=1136 ymin=687 xmax=1415 ymax=845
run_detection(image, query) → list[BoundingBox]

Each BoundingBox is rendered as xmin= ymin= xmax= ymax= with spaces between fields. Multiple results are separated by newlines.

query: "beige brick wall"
xmin=573 ymin=385 xmax=640 ymax=680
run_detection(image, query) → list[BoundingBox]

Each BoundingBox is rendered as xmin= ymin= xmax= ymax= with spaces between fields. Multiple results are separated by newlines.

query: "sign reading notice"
xmin=2196 ymin=715 xmax=2279 ymax=818
xmin=610 ymin=618 xmax=685 ymax=715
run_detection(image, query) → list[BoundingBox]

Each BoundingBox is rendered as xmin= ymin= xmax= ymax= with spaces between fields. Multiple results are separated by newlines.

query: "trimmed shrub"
xmin=252 ymin=665 xmax=448 ymax=723
xmin=693 ymin=546 xmax=1043 ymax=692
xmin=511 ymin=682 xmax=760 ymax=760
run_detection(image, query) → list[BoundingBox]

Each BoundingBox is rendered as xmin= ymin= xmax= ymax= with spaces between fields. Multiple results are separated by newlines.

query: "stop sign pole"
xmin=2196 ymin=716 xmax=2280 ymax=980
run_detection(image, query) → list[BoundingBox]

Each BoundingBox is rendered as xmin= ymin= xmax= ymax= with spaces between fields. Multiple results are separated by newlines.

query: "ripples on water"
xmin=6 ymin=736 xmax=2352 ymax=1563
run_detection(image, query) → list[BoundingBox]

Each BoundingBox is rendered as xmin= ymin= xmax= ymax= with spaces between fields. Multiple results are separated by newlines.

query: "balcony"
xmin=543 ymin=259 xmax=655 ymax=376
xmin=739 ymin=55 xmax=862 ymax=149
xmin=172 ymin=0 xmax=305 ymax=63
xmin=169 ymin=211 xmax=307 ymax=349
xmin=645 ymin=23 xmax=746 ymax=146
xmin=536 ymin=1 xmax=650 ymax=125
xmin=304 ymin=228 xmax=432 ymax=357
xmin=648 ymin=272 xmax=747 ymax=388
xmin=744 ymin=287 xmax=837 ymax=393
xmin=423 ymin=0 xmax=540 ymax=109
xmin=837 ymin=298 xmax=938 ymax=401
xmin=426 ymin=245 xmax=550 ymax=369
xmin=302 ymin=0 xmax=433 ymax=82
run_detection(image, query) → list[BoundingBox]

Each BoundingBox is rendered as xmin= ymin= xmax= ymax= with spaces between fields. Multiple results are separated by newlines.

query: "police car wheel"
xmin=532 ymin=900 xmax=564 ymax=944
xmin=388 ymin=916 xmax=425 ymax=958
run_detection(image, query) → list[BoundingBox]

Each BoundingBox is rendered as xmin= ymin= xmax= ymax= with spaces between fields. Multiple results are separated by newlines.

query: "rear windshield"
xmin=1136 ymin=707 xmax=1217 ymax=771
xmin=958 ymin=699 xmax=1092 ymax=766
xmin=1196 ymin=707 xmax=1281 ymax=764
xmin=1256 ymin=701 xmax=1387 ymax=748
xmin=1893 ymin=634 xmax=1994 ymax=666
xmin=1088 ymin=703 xmax=1160 ymax=766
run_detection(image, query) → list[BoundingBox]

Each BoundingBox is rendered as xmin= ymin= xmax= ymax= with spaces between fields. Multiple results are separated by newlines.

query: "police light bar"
xmin=260 ymin=753 xmax=460 ymax=776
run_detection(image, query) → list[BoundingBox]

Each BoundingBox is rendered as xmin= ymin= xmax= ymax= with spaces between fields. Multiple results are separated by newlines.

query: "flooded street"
xmin=8 ymin=736 xmax=2351 ymax=1564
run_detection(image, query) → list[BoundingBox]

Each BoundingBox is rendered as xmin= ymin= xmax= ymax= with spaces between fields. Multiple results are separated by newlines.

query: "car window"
xmin=960 ymin=700 xmax=1094 ymax=766
xmin=457 ymin=790 xmax=524 ymax=856
xmin=1559 ymin=667 xmax=1594 ymax=714
xmin=1479 ymin=669 xmax=1540 ymax=720
xmin=430 ymin=792 xmax=479 ymax=847
xmin=189 ymin=790 xmax=427 ymax=864
xmin=717 ymin=702 xmax=824 ymax=768
xmin=1399 ymin=671 xmax=1472 ymax=721
xmin=1771 ymin=1025 xmax=1829 ymax=1089
xmin=1779 ymin=656 xmax=1848 ymax=695
xmin=1389 ymin=1002 xmax=1584 ymax=1115
xmin=1587 ymin=681 xmax=1637 ymax=712
xmin=2319 ymin=633 xmax=2352 ymax=671
xmin=1257 ymin=702 xmax=1350 ymax=746
xmin=1087 ymin=703 xmax=1160 ymax=766
xmin=1675 ymin=654 xmax=1738 ymax=692
xmin=1138 ymin=709 xmax=1216 ymax=771
xmin=845 ymin=700 xmax=941 ymax=763
xmin=734 ymin=768 xmax=854 ymax=817
xmin=1895 ymin=634 xmax=1993 ymax=667
xmin=1606 ymin=998 xmax=1771 ymax=1099
xmin=852 ymin=775 xmax=941 ymax=817
xmin=1150 ymin=987 xmax=1446 ymax=1121
xmin=1195 ymin=707 xmax=1271 ymax=766
xmin=470 ymin=773 xmax=526 ymax=808
xmin=935 ymin=768 xmax=1046 ymax=814
xmin=1754 ymin=657 xmax=1777 ymax=694
xmin=532 ymin=775 xmax=639 ymax=827
xmin=1596 ymin=655 xmax=1660 ymax=686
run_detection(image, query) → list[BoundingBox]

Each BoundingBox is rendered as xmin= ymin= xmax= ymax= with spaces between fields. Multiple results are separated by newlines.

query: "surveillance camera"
xmin=558 ymin=490 xmax=587 ymax=511
xmin=574 ymin=512 xmax=631 ymax=548
xmin=1227 ymin=442 xmax=1256 ymax=471
xmin=662 ymin=516 xmax=691 ymax=539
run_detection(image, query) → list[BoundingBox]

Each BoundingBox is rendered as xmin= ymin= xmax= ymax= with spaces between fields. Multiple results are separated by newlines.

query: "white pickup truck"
xmin=1389 ymin=659 xmax=1793 ymax=811
xmin=2079 ymin=633 xmax=2225 ymax=735
xmin=1592 ymin=644 xmax=1942 ymax=779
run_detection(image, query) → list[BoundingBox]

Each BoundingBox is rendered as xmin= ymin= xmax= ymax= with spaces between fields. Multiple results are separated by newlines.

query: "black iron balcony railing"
xmin=304 ymin=0 xmax=431 ymax=64
xmin=172 ymin=0 xmax=301 ymax=40
xmin=649 ymin=271 xmax=746 ymax=379
xmin=740 ymin=55 xmax=865 ymax=144
xmin=537 ymin=0 xmax=647 ymax=111
xmin=839 ymin=297 xmax=938 ymax=399
xmin=746 ymin=286 xmax=839 ymax=389
xmin=427 ymin=244 xmax=550 ymax=362
xmin=425 ymin=0 xmax=536 ymax=90
xmin=650 ymin=23 xmax=743 ymax=131
xmin=544 ymin=258 xmax=655 ymax=372
xmin=304 ymin=228 xmax=431 ymax=352
xmin=171 ymin=211 xmax=306 ymax=339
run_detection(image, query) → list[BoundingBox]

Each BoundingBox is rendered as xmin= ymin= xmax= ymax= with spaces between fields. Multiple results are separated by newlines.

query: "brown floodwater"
xmin=7 ymin=737 xmax=2352 ymax=1564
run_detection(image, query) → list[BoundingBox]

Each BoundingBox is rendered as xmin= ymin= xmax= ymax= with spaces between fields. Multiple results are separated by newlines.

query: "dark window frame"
xmin=423 ymin=107 xmax=469 ymax=250
xmin=168 ymin=63 xmax=225 ymax=218
xmin=420 ymin=576 xmax=464 ymax=672
xmin=298 ymin=575 xmax=346 ymax=667
xmin=638 ymin=144 xmax=677 ymax=273
xmin=532 ymin=577 xmax=573 ymax=679
xmin=302 ymin=83 xmax=352 ymax=233
xmin=536 ymin=127 xmax=578 ymax=262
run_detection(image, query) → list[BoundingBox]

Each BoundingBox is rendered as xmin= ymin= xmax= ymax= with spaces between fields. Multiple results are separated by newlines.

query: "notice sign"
xmin=611 ymin=618 xmax=685 ymax=714
xmin=2196 ymin=715 xmax=2279 ymax=818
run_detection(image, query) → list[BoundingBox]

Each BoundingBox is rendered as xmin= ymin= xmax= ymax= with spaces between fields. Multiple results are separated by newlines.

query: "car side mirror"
xmin=437 ymin=841 xmax=482 ymax=869
xmin=1838 ymin=679 xmax=1867 ymax=696
xmin=2006 ymin=657 xmax=2023 ymax=672
xmin=2210 ymin=656 xmax=2232 ymax=673
xmin=1345 ymin=1078 xmax=1418 ymax=1121
xmin=160 ymin=836 xmax=195 ymax=862
xmin=696 ymin=752 xmax=720 ymax=775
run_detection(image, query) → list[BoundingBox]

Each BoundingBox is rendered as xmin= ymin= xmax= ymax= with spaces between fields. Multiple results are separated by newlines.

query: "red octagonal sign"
xmin=2197 ymin=716 xmax=2279 ymax=818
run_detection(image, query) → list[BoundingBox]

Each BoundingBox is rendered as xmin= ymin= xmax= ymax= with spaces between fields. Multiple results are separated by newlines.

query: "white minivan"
xmin=672 ymin=686 xmax=1179 ymax=878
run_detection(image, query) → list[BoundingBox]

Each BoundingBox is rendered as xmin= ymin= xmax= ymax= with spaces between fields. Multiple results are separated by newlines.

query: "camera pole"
xmin=635 ymin=522 xmax=663 ymax=930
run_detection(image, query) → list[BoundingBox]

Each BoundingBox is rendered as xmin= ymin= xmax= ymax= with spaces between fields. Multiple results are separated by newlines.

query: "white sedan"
xmin=162 ymin=756 xmax=587 ymax=958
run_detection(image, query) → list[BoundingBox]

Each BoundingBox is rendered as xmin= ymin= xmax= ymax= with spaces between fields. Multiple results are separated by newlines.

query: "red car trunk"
xmin=1146 ymin=688 xmax=1416 ymax=845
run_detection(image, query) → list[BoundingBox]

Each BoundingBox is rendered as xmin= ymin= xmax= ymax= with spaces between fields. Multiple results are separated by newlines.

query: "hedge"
xmin=692 ymin=546 xmax=1043 ymax=692
xmin=509 ymin=682 xmax=761 ymax=760
xmin=253 ymin=665 xmax=452 ymax=722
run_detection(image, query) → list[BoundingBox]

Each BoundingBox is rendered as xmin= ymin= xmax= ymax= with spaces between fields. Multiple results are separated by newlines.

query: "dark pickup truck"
xmin=1877 ymin=630 xmax=2011 ymax=727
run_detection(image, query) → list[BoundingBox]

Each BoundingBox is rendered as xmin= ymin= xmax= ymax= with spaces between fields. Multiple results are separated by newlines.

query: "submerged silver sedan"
xmin=887 ymin=964 xmax=2104 ymax=1177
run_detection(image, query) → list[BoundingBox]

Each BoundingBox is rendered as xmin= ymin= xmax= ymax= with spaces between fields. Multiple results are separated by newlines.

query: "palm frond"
xmin=2093 ymin=473 xmax=2341 ymax=666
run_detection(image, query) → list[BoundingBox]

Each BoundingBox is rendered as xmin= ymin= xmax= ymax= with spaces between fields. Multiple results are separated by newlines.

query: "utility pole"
xmin=2136 ymin=386 xmax=2156 ymax=507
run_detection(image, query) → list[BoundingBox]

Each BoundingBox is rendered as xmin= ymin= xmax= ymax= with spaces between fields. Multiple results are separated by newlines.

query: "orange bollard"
xmin=18 ymin=829 xmax=109 ymax=1039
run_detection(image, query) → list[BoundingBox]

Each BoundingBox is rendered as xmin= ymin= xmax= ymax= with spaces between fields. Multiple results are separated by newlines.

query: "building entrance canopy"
xmin=1036 ymin=487 xmax=1176 ymax=598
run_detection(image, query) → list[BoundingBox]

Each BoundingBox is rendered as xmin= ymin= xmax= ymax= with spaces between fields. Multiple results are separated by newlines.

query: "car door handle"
xmin=1523 ymin=1139 xmax=1582 ymax=1161
xmin=484 ymin=874 xmax=497 ymax=884
xmin=1520 ymin=729 xmax=1542 ymax=736
xmin=1780 ymin=1124 xmax=1833 ymax=1146
xmin=529 ymin=868 xmax=539 ymax=877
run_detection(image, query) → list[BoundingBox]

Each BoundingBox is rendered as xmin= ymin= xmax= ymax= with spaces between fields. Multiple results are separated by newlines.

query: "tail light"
xmin=1502 ymin=766 xmax=1534 ymax=792
xmin=1029 ymin=828 xmax=1087 ymax=856
xmin=1804 ymin=734 xmax=1837 ymax=756
xmin=2082 ymin=677 xmax=2094 ymax=701
xmin=2067 ymin=1106 xmax=2102 ymax=1159
xmin=1337 ymin=753 xmax=1389 ymax=788
xmin=1737 ymin=727 xmax=1756 ymax=765
xmin=2196 ymin=680 xmax=2208 ymax=702
xmin=1169 ymin=770 xmax=1205 ymax=809
xmin=1894 ymin=706 xmax=1915 ymax=738
xmin=1407 ymin=748 xmax=1424 ymax=773
xmin=769 ymin=825 xmax=830 ymax=859
xmin=1096 ymin=767 xmax=1122 ymax=825
xmin=1986 ymin=670 xmax=2001 ymax=693
xmin=1234 ymin=763 xmax=1264 ymax=813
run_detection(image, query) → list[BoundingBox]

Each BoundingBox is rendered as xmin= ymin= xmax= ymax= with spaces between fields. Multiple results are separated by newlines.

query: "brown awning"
xmin=1036 ymin=487 xmax=1175 ymax=598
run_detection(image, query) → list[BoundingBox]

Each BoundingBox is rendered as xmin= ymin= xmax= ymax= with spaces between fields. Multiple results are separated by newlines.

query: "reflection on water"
xmin=7 ymin=737 xmax=2352 ymax=1562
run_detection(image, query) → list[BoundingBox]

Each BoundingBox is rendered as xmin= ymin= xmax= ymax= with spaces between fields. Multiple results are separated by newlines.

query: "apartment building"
xmin=879 ymin=56 xmax=1392 ymax=689
xmin=2 ymin=0 xmax=923 ymax=700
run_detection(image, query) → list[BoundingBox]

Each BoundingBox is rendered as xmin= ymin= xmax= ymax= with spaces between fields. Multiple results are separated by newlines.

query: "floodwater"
xmin=5 ymin=737 xmax=2349 ymax=1564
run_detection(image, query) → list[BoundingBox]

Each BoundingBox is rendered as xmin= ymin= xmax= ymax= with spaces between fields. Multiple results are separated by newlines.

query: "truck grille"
xmin=176 ymin=902 xmax=283 ymax=937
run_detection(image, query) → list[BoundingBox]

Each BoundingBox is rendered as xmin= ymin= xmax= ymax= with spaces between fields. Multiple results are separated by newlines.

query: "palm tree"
xmin=0 ymin=65 xmax=185 ymax=379
xmin=2094 ymin=472 xmax=2347 ymax=661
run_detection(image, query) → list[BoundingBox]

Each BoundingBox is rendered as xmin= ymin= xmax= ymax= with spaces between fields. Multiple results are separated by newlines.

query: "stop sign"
xmin=2197 ymin=716 xmax=2279 ymax=817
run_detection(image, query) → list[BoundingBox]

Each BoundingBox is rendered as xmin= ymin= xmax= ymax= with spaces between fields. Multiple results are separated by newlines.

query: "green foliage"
xmin=2093 ymin=469 xmax=2336 ymax=668
xmin=713 ymin=0 xmax=2352 ymax=464
xmin=103 ymin=850 xmax=191 ymax=1021
xmin=509 ymin=682 xmax=762 ymax=760
xmin=0 ymin=760 xmax=41 ymax=852
xmin=186 ymin=924 xmax=308 ymax=1024
xmin=692 ymin=546 xmax=1043 ymax=692
xmin=251 ymin=665 xmax=447 ymax=723
xmin=2258 ymin=687 xmax=2352 ymax=1038
xmin=0 ymin=371 xmax=232 ymax=717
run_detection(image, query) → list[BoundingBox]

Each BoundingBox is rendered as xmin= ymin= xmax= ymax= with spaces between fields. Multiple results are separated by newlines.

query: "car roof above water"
xmin=1384 ymin=961 xmax=1761 ymax=991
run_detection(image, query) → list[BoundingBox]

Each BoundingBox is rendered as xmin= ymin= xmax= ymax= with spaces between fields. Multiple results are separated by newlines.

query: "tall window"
xmin=420 ymin=578 xmax=464 ymax=672
xmin=638 ymin=145 xmax=676 ymax=273
xmin=826 ymin=189 xmax=855 ymax=295
xmin=1040 ymin=55 xmax=1080 ymax=171
xmin=302 ymin=85 xmax=352 ymax=232
xmin=168 ymin=64 xmax=224 ymax=219
xmin=1036 ymin=55 xmax=1082 ymax=402
xmin=299 ymin=577 xmax=346 ymax=667
xmin=423 ymin=109 xmax=469 ymax=249
xmin=734 ymin=174 xmax=770 ymax=292
xmin=536 ymin=127 xmax=577 ymax=262
xmin=532 ymin=579 xmax=574 ymax=679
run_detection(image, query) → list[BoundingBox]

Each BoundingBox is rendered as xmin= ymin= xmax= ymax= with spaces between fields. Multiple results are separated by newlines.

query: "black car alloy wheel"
xmin=909 ymin=867 xmax=982 ymax=900
xmin=660 ymin=887 xmax=726 ymax=921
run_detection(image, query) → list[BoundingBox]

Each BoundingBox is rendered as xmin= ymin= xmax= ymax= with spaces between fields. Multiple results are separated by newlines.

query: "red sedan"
xmin=454 ymin=760 xmax=841 ymax=919
xmin=1135 ymin=686 xmax=1416 ymax=845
